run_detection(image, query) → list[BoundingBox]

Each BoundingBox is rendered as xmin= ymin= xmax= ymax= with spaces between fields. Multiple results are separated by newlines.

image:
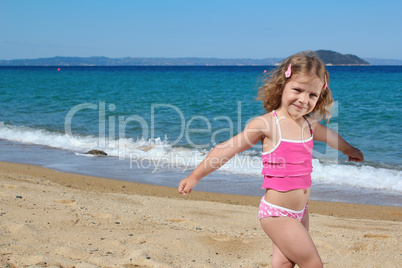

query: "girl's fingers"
xmin=178 ymin=181 xmax=186 ymax=193
xmin=178 ymin=176 xmax=199 ymax=195
xmin=178 ymin=180 xmax=192 ymax=195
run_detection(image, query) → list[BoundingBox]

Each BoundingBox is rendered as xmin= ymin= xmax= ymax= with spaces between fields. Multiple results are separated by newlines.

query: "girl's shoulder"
xmin=305 ymin=114 xmax=325 ymax=132
xmin=251 ymin=112 xmax=275 ymax=123
xmin=246 ymin=112 xmax=275 ymax=131
xmin=305 ymin=114 xmax=319 ymax=125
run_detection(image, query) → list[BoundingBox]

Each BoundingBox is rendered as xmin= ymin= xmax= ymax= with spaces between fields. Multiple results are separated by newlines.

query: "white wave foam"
xmin=0 ymin=123 xmax=91 ymax=152
xmin=1 ymin=123 xmax=401 ymax=193
xmin=216 ymin=157 xmax=402 ymax=192
xmin=312 ymin=159 xmax=402 ymax=192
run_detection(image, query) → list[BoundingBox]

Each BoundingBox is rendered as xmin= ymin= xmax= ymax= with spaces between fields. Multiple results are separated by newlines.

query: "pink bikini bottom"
xmin=258 ymin=197 xmax=308 ymax=222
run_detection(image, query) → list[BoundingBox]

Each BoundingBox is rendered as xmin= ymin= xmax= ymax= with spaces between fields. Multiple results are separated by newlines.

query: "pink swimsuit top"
xmin=261 ymin=111 xmax=313 ymax=191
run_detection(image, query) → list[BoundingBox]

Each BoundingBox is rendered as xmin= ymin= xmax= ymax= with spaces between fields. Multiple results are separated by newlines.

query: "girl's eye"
xmin=293 ymin=88 xmax=301 ymax=92
xmin=310 ymin=94 xmax=318 ymax=98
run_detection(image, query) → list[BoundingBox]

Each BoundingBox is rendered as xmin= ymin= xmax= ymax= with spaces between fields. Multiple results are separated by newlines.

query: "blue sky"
xmin=1 ymin=0 xmax=401 ymax=60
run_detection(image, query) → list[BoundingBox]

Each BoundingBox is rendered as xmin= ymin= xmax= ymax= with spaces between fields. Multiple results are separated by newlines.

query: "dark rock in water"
xmin=85 ymin=149 xmax=107 ymax=156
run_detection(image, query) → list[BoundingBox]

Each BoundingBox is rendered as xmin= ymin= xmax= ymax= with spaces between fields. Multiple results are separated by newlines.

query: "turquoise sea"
xmin=0 ymin=66 xmax=401 ymax=206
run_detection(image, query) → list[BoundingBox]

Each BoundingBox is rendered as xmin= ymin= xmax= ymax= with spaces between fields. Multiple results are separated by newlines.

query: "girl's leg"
xmin=301 ymin=208 xmax=310 ymax=231
xmin=270 ymin=210 xmax=311 ymax=268
xmin=272 ymin=243 xmax=295 ymax=268
xmin=261 ymin=215 xmax=322 ymax=268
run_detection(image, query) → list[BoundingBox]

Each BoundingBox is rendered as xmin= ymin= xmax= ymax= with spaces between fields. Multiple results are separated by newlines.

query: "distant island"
xmin=0 ymin=50 xmax=399 ymax=66
xmin=314 ymin=50 xmax=369 ymax=66
xmin=0 ymin=56 xmax=282 ymax=66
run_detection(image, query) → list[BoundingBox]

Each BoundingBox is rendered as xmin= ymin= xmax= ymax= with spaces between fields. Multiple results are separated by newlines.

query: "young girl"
xmin=178 ymin=51 xmax=364 ymax=267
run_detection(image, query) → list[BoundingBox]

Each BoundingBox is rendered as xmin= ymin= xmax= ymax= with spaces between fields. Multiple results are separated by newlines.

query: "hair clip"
xmin=323 ymin=74 xmax=328 ymax=90
xmin=285 ymin=64 xmax=292 ymax=78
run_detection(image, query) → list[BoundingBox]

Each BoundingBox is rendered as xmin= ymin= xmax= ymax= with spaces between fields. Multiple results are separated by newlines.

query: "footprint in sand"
xmin=208 ymin=234 xmax=234 ymax=242
xmin=55 ymin=199 xmax=76 ymax=205
xmin=364 ymin=233 xmax=391 ymax=239
xmin=167 ymin=218 xmax=198 ymax=226
xmin=2 ymin=185 xmax=17 ymax=189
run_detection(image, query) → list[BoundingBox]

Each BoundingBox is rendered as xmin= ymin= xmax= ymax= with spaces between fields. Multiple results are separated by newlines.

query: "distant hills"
xmin=0 ymin=56 xmax=282 ymax=66
xmin=0 ymin=50 xmax=400 ymax=66
xmin=314 ymin=50 xmax=369 ymax=65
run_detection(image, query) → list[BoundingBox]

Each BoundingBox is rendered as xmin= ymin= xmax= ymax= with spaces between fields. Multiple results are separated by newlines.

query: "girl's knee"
xmin=304 ymin=257 xmax=323 ymax=268
xmin=271 ymin=257 xmax=294 ymax=268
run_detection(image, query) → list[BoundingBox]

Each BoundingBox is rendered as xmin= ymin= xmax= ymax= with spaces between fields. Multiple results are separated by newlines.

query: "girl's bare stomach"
xmin=264 ymin=188 xmax=311 ymax=211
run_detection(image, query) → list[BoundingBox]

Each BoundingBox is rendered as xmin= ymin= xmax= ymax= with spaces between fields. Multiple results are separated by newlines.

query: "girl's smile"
xmin=279 ymin=74 xmax=323 ymax=119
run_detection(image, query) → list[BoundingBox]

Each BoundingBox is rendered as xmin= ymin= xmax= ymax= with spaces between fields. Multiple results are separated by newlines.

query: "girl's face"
xmin=279 ymin=73 xmax=323 ymax=119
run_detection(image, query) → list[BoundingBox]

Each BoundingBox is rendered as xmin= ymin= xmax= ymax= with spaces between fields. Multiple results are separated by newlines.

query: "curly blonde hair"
xmin=257 ymin=51 xmax=334 ymax=120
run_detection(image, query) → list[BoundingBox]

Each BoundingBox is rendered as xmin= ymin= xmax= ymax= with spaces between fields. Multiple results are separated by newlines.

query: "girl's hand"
xmin=178 ymin=175 xmax=200 ymax=195
xmin=344 ymin=147 xmax=364 ymax=162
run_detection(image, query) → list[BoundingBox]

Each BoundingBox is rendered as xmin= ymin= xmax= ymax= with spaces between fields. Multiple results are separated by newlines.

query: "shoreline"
xmin=1 ymin=161 xmax=401 ymax=221
xmin=0 ymin=136 xmax=401 ymax=208
xmin=1 ymin=161 xmax=401 ymax=267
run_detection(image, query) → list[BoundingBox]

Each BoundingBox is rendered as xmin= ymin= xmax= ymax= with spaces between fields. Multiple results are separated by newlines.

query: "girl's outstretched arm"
xmin=313 ymin=121 xmax=364 ymax=162
xmin=178 ymin=116 xmax=268 ymax=195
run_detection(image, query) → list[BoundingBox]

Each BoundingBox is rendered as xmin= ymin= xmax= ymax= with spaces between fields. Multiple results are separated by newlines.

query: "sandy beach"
xmin=0 ymin=161 xmax=401 ymax=268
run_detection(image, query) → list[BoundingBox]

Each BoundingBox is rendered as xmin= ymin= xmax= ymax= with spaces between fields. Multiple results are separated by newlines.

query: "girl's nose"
xmin=299 ymin=93 xmax=309 ymax=104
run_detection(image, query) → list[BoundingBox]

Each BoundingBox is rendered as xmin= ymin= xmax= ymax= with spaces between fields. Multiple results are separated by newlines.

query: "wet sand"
xmin=1 ymin=161 xmax=401 ymax=267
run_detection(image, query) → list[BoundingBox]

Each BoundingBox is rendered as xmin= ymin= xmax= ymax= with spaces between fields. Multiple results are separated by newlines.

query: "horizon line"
xmin=1 ymin=55 xmax=402 ymax=61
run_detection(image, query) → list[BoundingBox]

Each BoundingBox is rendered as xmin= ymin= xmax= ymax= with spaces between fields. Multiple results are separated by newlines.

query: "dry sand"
xmin=0 ymin=161 xmax=401 ymax=268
